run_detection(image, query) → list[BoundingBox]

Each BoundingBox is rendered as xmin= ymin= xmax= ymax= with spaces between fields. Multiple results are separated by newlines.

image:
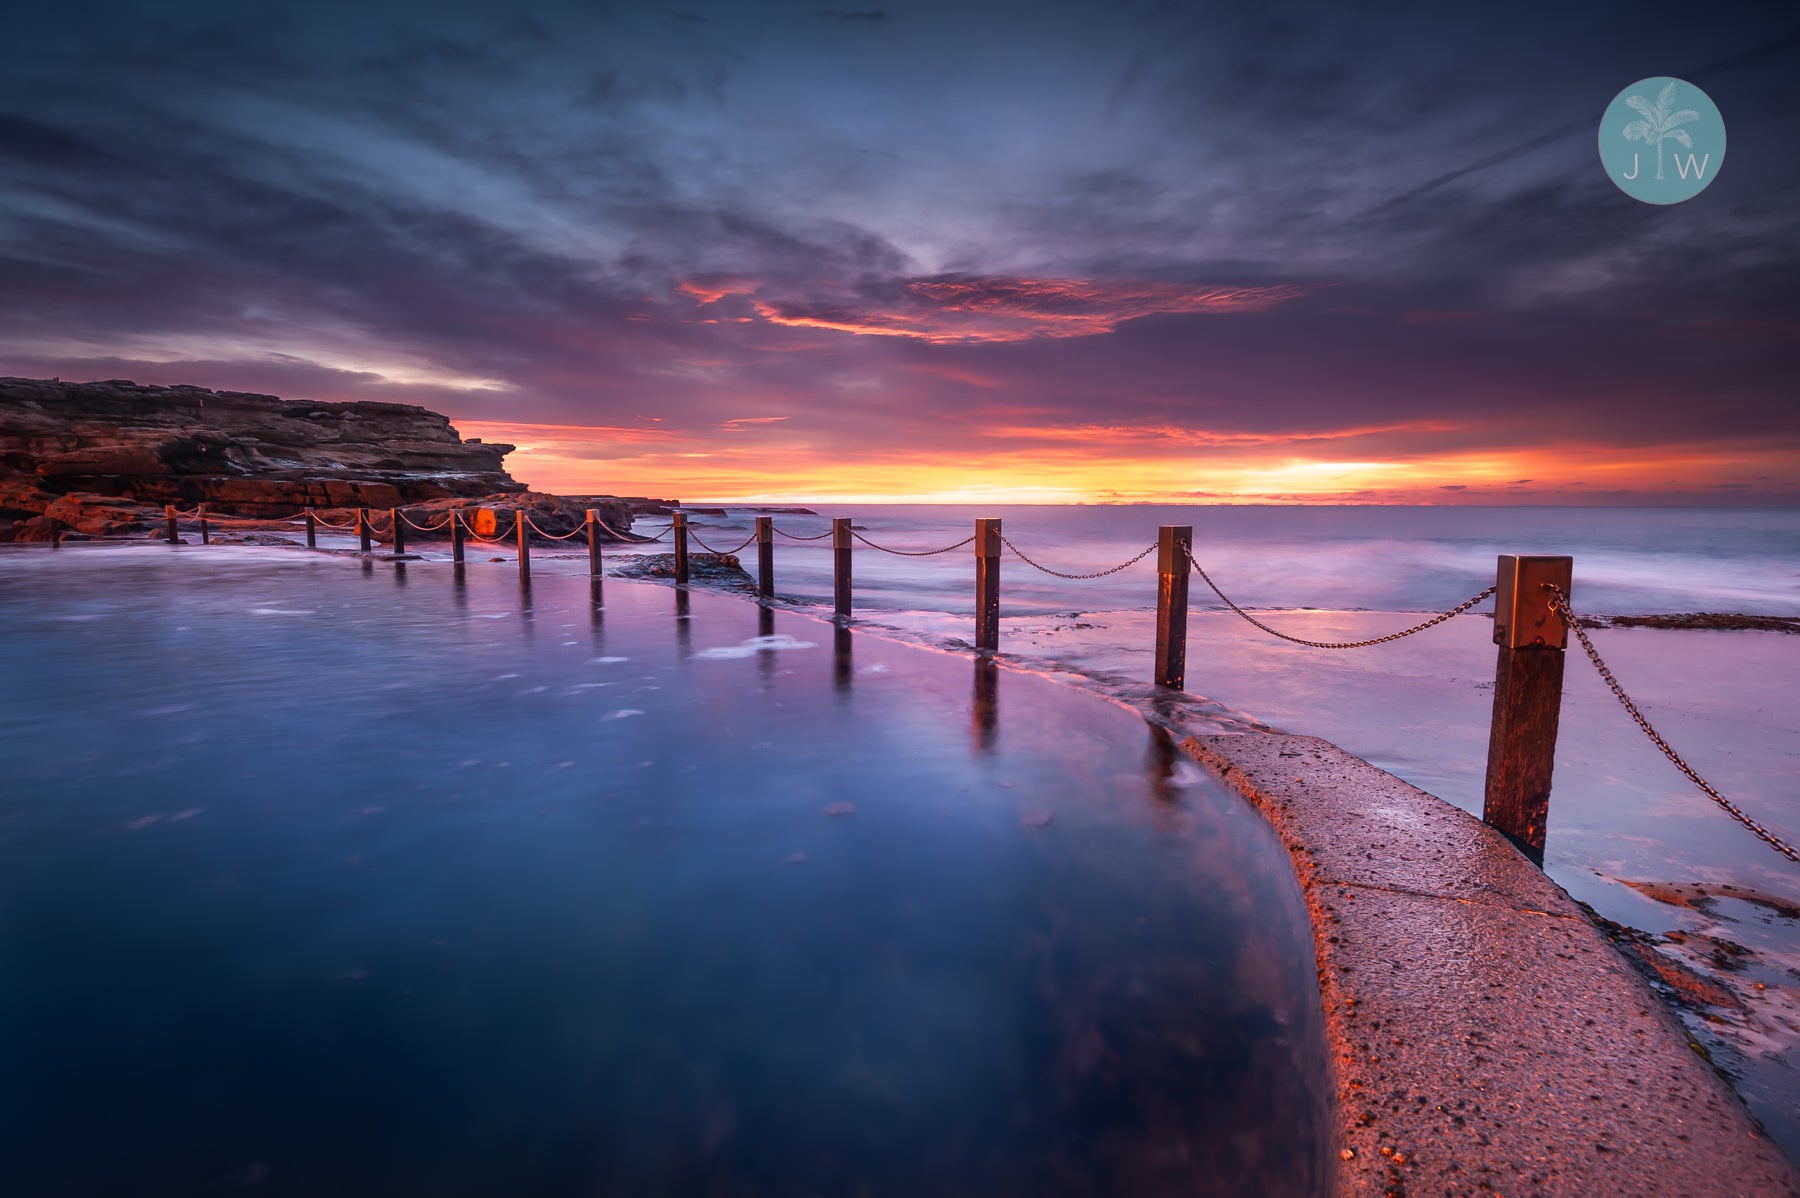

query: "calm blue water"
xmin=0 ymin=546 xmax=1328 ymax=1197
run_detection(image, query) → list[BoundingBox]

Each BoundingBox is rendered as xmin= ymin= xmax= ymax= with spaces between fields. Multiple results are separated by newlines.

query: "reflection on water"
xmin=0 ymin=546 xmax=1329 ymax=1197
xmin=834 ymin=621 xmax=853 ymax=695
xmin=972 ymin=655 xmax=999 ymax=754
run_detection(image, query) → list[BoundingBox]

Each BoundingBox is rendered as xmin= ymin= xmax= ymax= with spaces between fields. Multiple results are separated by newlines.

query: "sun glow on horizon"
xmin=454 ymin=420 xmax=1799 ymax=506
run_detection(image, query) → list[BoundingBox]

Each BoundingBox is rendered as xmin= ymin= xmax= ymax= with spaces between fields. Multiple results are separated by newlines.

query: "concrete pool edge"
xmin=1180 ymin=730 xmax=1800 ymax=1198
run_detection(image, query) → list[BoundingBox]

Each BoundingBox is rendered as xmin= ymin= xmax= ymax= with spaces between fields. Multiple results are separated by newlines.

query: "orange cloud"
xmin=676 ymin=276 xmax=760 ymax=305
xmin=751 ymin=275 xmax=1309 ymax=344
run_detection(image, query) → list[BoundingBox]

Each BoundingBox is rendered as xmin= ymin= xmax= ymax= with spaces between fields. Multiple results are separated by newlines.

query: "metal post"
xmin=756 ymin=516 xmax=774 ymax=599
xmin=586 ymin=509 xmax=603 ymax=582
xmin=673 ymin=512 xmax=689 ymax=585
xmin=1482 ymin=555 xmax=1573 ymax=859
xmin=974 ymin=518 xmax=1001 ymax=651
xmin=516 ymin=511 xmax=531 ymax=586
xmin=451 ymin=510 xmax=466 ymax=567
xmin=390 ymin=508 xmax=405 ymax=555
xmin=1154 ymin=525 xmax=1193 ymax=689
xmin=305 ymin=509 xmax=317 ymax=549
xmin=49 ymin=518 xmax=61 ymax=549
xmin=165 ymin=505 xmax=178 ymax=546
xmin=833 ymin=517 xmax=853 ymax=619
xmin=198 ymin=503 xmax=210 ymax=545
xmin=358 ymin=508 xmax=372 ymax=553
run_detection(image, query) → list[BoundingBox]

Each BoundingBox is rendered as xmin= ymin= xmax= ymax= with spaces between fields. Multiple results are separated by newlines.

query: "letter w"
xmin=1674 ymin=153 xmax=1711 ymax=181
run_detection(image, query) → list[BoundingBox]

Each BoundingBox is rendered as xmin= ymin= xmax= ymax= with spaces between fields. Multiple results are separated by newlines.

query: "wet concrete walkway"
xmin=1183 ymin=730 xmax=1800 ymax=1198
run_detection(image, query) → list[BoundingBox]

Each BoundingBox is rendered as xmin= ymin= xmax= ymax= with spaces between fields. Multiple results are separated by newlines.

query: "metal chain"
xmin=521 ymin=513 xmax=590 ymax=541
xmin=456 ymin=510 xmax=518 ymax=544
xmin=1545 ymin=585 xmax=1798 ymax=864
xmin=849 ymin=530 xmax=977 ymax=557
xmin=772 ymin=524 xmax=834 ymax=541
xmin=593 ymin=517 xmax=649 ymax=542
xmin=400 ymin=512 xmax=454 ymax=532
xmin=1000 ymin=533 xmax=1157 ymax=579
xmin=686 ymin=527 xmax=759 ymax=555
xmin=306 ymin=509 xmax=357 ymax=530
xmin=1186 ymin=544 xmax=1494 ymax=648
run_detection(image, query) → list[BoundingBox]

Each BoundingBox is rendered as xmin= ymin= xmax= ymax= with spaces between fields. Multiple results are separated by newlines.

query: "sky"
xmin=3 ymin=0 xmax=1797 ymax=504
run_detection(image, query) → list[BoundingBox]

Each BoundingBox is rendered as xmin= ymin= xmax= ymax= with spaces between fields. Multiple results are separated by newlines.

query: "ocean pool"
xmin=0 ymin=545 xmax=1328 ymax=1196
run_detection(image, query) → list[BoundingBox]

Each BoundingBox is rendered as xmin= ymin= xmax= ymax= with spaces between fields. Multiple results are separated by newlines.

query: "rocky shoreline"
xmin=0 ymin=377 xmax=666 ymax=544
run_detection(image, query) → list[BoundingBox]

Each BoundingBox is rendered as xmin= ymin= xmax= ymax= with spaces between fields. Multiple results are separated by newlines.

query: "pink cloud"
xmin=683 ymin=273 xmax=1308 ymax=344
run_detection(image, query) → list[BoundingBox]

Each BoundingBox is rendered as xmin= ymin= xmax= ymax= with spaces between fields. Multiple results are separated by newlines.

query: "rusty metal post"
xmin=673 ymin=512 xmax=689 ymax=585
xmin=49 ymin=518 xmax=61 ymax=549
xmin=451 ymin=510 xmax=466 ymax=567
xmin=516 ymin=511 xmax=531 ymax=586
xmin=1154 ymin=525 xmax=1193 ymax=689
xmin=198 ymin=503 xmax=209 ymax=545
xmin=833 ymin=517 xmax=853 ymax=619
xmin=1482 ymin=555 xmax=1573 ymax=859
xmin=586 ymin=509 xmax=603 ymax=584
xmin=756 ymin=516 xmax=774 ymax=598
xmin=974 ymin=518 xmax=1001 ymax=651
xmin=357 ymin=508 xmax=372 ymax=553
xmin=390 ymin=508 xmax=405 ymax=555
xmin=165 ymin=505 xmax=178 ymax=546
xmin=304 ymin=509 xmax=317 ymax=549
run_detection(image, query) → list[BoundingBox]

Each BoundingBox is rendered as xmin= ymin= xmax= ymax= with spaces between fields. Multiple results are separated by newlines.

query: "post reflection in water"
xmin=392 ymin=560 xmax=407 ymax=587
xmin=675 ymin=588 xmax=692 ymax=657
xmin=833 ymin=623 xmax=852 ymax=696
xmin=1146 ymin=724 xmax=1182 ymax=803
xmin=971 ymin=655 xmax=999 ymax=755
xmin=757 ymin=605 xmax=776 ymax=680
xmin=589 ymin=579 xmax=604 ymax=612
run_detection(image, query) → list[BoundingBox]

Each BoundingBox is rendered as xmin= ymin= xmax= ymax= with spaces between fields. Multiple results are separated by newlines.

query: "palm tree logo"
xmin=1621 ymin=80 xmax=1699 ymax=181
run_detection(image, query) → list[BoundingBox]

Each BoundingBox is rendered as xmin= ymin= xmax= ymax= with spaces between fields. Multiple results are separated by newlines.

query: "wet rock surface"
xmin=1182 ymin=730 xmax=1800 ymax=1198
xmin=1578 ymin=612 xmax=1800 ymax=633
xmin=611 ymin=552 xmax=758 ymax=593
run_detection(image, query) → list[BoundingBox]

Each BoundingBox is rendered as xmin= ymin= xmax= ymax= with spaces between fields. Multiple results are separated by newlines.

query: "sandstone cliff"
xmin=0 ymin=376 xmax=660 ymax=545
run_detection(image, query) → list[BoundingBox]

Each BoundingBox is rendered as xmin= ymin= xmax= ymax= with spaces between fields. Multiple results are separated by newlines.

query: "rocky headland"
xmin=0 ymin=377 xmax=644 ymax=543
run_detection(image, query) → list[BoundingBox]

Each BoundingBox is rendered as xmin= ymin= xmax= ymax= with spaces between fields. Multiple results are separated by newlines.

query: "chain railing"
xmin=850 ymin=530 xmax=977 ymax=557
xmin=1185 ymin=543 xmax=1496 ymax=650
xmin=771 ymin=524 xmax=834 ymax=541
xmin=75 ymin=506 xmax=1795 ymax=870
xmin=1002 ymin=533 xmax=1156 ymax=580
xmin=1545 ymin=584 xmax=1797 ymax=864
xmin=457 ymin=511 xmax=518 ymax=544
xmin=520 ymin=513 xmax=590 ymax=542
xmin=307 ymin=510 xmax=358 ymax=530
xmin=686 ymin=526 xmax=759 ymax=555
